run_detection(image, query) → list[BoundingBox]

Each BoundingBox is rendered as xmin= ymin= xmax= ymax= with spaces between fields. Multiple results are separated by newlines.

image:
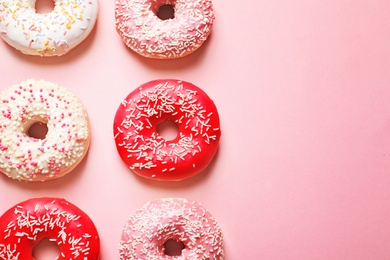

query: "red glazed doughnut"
xmin=0 ymin=197 xmax=100 ymax=259
xmin=119 ymin=198 xmax=224 ymax=259
xmin=115 ymin=0 xmax=215 ymax=59
xmin=113 ymin=79 xmax=221 ymax=181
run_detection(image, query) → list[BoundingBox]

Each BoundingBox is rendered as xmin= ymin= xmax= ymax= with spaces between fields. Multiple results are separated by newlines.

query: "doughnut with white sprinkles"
xmin=115 ymin=0 xmax=215 ymax=59
xmin=113 ymin=79 xmax=221 ymax=181
xmin=0 ymin=0 xmax=98 ymax=56
xmin=119 ymin=198 xmax=224 ymax=259
xmin=0 ymin=197 xmax=100 ymax=260
xmin=0 ymin=79 xmax=90 ymax=182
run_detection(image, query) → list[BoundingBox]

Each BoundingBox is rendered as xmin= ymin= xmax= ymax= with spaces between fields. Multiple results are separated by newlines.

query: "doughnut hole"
xmin=27 ymin=121 xmax=49 ymax=140
xmin=163 ymin=239 xmax=186 ymax=256
xmin=151 ymin=1 xmax=176 ymax=20
xmin=156 ymin=120 xmax=179 ymax=141
xmin=32 ymin=238 xmax=60 ymax=260
xmin=35 ymin=0 xmax=55 ymax=14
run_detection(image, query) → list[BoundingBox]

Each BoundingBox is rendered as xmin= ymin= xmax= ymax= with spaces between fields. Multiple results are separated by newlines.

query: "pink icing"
xmin=115 ymin=0 xmax=215 ymax=59
xmin=119 ymin=198 xmax=224 ymax=259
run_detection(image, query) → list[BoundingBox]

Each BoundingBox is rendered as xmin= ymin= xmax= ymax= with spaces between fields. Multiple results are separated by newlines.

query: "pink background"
xmin=1 ymin=0 xmax=390 ymax=259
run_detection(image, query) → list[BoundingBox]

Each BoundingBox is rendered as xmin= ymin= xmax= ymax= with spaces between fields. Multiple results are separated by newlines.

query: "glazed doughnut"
xmin=0 ymin=197 xmax=100 ymax=259
xmin=119 ymin=198 xmax=224 ymax=259
xmin=113 ymin=79 xmax=221 ymax=181
xmin=0 ymin=0 xmax=98 ymax=56
xmin=115 ymin=0 xmax=215 ymax=59
xmin=0 ymin=79 xmax=90 ymax=181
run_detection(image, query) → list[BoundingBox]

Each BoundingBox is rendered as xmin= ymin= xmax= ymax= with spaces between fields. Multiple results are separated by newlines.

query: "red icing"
xmin=0 ymin=197 xmax=100 ymax=259
xmin=113 ymin=79 xmax=221 ymax=181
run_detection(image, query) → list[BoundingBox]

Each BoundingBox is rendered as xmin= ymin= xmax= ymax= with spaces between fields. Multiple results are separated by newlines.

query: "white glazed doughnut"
xmin=0 ymin=0 xmax=98 ymax=56
xmin=0 ymin=79 xmax=90 ymax=181
xmin=115 ymin=0 xmax=215 ymax=59
xmin=119 ymin=198 xmax=224 ymax=259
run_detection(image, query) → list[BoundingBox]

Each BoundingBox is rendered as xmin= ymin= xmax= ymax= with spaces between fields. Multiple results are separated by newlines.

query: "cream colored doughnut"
xmin=0 ymin=79 xmax=90 ymax=181
xmin=0 ymin=0 xmax=98 ymax=56
xmin=115 ymin=0 xmax=215 ymax=59
xmin=119 ymin=198 xmax=224 ymax=259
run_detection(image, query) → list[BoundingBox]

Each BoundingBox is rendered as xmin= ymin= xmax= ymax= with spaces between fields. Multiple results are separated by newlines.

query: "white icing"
xmin=0 ymin=79 xmax=90 ymax=181
xmin=0 ymin=0 xmax=98 ymax=56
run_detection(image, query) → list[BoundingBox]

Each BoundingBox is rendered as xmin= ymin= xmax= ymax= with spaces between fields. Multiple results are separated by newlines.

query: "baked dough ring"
xmin=119 ymin=198 xmax=224 ymax=259
xmin=0 ymin=0 xmax=98 ymax=56
xmin=0 ymin=197 xmax=100 ymax=259
xmin=0 ymin=79 xmax=90 ymax=181
xmin=114 ymin=79 xmax=221 ymax=181
xmin=115 ymin=0 xmax=215 ymax=59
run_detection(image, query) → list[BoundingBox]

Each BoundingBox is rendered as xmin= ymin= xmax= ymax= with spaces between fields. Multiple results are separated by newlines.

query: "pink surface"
xmin=1 ymin=0 xmax=390 ymax=259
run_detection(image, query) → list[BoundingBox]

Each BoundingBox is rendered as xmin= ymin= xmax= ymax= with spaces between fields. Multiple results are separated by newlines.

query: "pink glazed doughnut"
xmin=0 ymin=0 xmax=98 ymax=56
xmin=0 ymin=197 xmax=100 ymax=259
xmin=115 ymin=0 xmax=215 ymax=59
xmin=119 ymin=198 xmax=224 ymax=259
